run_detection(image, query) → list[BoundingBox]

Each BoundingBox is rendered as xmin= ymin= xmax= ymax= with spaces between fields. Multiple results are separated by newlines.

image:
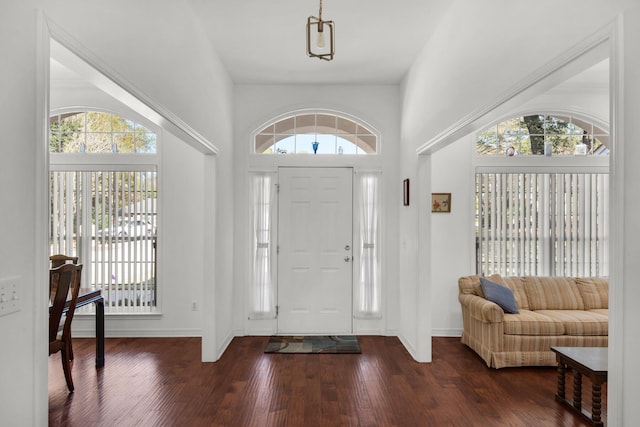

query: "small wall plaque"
xmin=431 ymin=193 xmax=451 ymax=213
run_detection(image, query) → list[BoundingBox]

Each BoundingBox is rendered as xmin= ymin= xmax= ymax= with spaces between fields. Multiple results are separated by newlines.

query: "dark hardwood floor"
xmin=49 ymin=336 xmax=605 ymax=426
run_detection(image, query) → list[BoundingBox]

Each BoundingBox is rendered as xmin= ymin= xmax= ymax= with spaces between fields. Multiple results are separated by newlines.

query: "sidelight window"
xmin=249 ymin=172 xmax=276 ymax=318
xmin=355 ymin=173 xmax=381 ymax=317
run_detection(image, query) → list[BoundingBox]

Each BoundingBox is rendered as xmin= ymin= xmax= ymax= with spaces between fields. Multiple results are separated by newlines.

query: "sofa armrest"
xmin=459 ymin=294 xmax=504 ymax=323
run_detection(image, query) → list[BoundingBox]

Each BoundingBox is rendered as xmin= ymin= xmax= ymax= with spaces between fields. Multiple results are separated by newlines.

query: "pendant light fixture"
xmin=306 ymin=0 xmax=335 ymax=61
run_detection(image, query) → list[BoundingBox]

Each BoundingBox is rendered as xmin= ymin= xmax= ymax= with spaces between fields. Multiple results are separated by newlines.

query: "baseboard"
xmin=384 ymin=327 xmax=399 ymax=336
xmin=432 ymin=328 xmax=463 ymax=337
xmin=72 ymin=328 xmax=202 ymax=338
xmin=397 ymin=334 xmax=418 ymax=361
xmin=216 ymin=331 xmax=235 ymax=360
xmin=354 ymin=329 xmax=384 ymax=335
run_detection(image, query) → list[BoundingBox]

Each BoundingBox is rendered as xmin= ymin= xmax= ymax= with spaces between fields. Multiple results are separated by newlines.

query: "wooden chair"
xmin=49 ymin=254 xmax=80 ymax=360
xmin=49 ymin=263 xmax=83 ymax=392
xmin=50 ymin=254 xmax=79 ymax=269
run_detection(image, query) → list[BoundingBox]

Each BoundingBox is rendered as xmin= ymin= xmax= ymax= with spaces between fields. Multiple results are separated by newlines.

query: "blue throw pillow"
xmin=480 ymin=277 xmax=519 ymax=314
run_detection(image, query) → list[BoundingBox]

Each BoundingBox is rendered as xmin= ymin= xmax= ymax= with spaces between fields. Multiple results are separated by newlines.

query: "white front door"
xmin=277 ymin=167 xmax=353 ymax=334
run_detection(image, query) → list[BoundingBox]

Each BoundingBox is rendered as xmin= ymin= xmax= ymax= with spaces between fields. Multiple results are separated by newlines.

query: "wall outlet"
xmin=0 ymin=276 xmax=21 ymax=317
xmin=191 ymin=301 xmax=198 ymax=311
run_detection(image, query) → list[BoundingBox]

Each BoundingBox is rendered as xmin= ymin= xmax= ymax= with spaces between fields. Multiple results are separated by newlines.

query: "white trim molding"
xmin=606 ymin=13 xmax=624 ymax=427
xmin=417 ymin=21 xmax=614 ymax=156
xmin=46 ymin=17 xmax=218 ymax=156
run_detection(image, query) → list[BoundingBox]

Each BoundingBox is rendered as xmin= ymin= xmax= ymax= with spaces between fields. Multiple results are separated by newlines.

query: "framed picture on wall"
xmin=431 ymin=193 xmax=451 ymax=213
xmin=403 ymin=179 xmax=410 ymax=206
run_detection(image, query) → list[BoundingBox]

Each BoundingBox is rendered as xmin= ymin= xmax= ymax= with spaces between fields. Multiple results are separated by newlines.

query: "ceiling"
xmin=186 ymin=0 xmax=451 ymax=85
xmin=50 ymin=1 xmax=609 ymax=94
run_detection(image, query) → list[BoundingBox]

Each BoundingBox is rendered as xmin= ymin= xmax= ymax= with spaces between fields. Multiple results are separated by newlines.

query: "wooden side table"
xmin=551 ymin=347 xmax=608 ymax=427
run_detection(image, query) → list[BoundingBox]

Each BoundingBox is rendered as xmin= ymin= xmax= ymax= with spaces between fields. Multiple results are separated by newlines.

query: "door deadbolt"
xmin=345 ymin=245 xmax=350 ymax=251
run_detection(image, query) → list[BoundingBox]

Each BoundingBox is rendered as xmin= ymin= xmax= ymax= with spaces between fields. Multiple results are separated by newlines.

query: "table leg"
xmin=556 ymin=363 xmax=566 ymax=401
xmin=95 ymin=297 xmax=105 ymax=367
xmin=573 ymin=371 xmax=582 ymax=411
xmin=592 ymin=382 xmax=602 ymax=425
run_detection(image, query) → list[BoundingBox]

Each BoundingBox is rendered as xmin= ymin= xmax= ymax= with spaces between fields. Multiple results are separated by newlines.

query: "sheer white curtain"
xmin=356 ymin=173 xmax=381 ymax=317
xmin=251 ymin=173 xmax=276 ymax=318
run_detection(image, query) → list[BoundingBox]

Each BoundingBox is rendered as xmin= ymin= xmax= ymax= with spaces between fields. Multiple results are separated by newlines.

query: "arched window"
xmin=50 ymin=111 xmax=157 ymax=154
xmin=49 ymin=109 xmax=159 ymax=313
xmin=474 ymin=113 xmax=609 ymax=277
xmin=254 ymin=112 xmax=378 ymax=155
xmin=476 ymin=114 xmax=608 ymax=156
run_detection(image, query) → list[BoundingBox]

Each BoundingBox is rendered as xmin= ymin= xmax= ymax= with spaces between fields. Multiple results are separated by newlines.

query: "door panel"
xmin=277 ymin=167 xmax=353 ymax=334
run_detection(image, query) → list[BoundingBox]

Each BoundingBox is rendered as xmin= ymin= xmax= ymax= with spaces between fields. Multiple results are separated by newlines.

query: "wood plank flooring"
xmin=49 ymin=336 xmax=605 ymax=426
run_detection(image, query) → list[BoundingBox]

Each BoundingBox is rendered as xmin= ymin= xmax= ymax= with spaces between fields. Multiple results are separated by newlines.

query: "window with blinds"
xmin=50 ymin=169 xmax=158 ymax=312
xmin=475 ymin=172 xmax=609 ymax=277
xmin=49 ymin=109 xmax=159 ymax=314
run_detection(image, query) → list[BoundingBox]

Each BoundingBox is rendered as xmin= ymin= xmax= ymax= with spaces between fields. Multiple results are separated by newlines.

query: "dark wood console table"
xmin=551 ymin=346 xmax=607 ymax=427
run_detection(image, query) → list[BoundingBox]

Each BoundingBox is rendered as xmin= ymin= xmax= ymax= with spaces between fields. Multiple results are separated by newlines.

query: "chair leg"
xmin=61 ymin=344 xmax=74 ymax=392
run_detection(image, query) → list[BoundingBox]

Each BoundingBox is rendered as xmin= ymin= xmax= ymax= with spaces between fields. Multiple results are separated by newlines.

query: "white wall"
xmin=4 ymin=0 xmax=639 ymax=425
xmin=0 ymin=2 xmax=40 ymax=425
xmin=401 ymin=0 xmax=640 ymax=424
xmin=40 ymin=0 xmax=236 ymax=362
xmin=430 ymin=137 xmax=475 ymax=336
xmin=428 ymin=69 xmax=611 ymax=338
xmin=50 ymin=83 xmax=208 ymax=336
xmin=233 ymin=84 xmax=401 ymax=337
xmin=0 ymin=1 xmax=234 ymax=424
xmin=619 ymin=6 xmax=640 ymax=425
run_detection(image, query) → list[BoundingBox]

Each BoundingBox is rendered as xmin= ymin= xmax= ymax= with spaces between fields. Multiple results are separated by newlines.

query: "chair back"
xmin=49 ymin=254 xmax=79 ymax=296
xmin=50 ymin=254 xmax=79 ymax=269
xmin=49 ymin=264 xmax=83 ymax=345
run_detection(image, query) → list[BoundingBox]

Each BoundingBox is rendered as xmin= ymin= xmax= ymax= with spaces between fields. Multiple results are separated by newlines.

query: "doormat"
xmin=264 ymin=335 xmax=361 ymax=354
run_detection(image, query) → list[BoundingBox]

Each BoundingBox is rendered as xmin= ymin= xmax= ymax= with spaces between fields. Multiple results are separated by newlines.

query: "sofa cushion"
xmin=589 ymin=308 xmax=608 ymax=317
xmin=487 ymin=275 xmax=530 ymax=310
xmin=503 ymin=310 xmax=565 ymax=336
xmin=458 ymin=276 xmax=483 ymax=297
xmin=480 ymin=277 xmax=519 ymax=314
xmin=575 ymin=277 xmax=608 ymax=309
xmin=523 ymin=277 xmax=585 ymax=310
xmin=536 ymin=310 xmax=608 ymax=336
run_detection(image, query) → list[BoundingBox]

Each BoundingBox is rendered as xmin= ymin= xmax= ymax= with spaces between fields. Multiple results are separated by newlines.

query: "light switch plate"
xmin=0 ymin=276 xmax=21 ymax=316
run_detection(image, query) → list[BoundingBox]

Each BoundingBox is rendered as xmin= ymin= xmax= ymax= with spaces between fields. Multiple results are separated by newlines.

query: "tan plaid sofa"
xmin=458 ymin=275 xmax=608 ymax=368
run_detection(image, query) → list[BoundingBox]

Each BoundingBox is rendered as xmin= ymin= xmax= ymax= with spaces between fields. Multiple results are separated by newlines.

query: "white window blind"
xmin=50 ymin=171 xmax=83 ymax=259
xmin=476 ymin=172 xmax=608 ymax=277
xmin=50 ymin=169 xmax=158 ymax=313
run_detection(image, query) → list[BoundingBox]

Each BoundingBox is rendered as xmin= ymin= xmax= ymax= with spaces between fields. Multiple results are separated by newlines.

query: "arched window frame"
xmin=475 ymin=111 xmax=609 ymax=157
xmin=252 ymin=109 xmax=380 ymax=155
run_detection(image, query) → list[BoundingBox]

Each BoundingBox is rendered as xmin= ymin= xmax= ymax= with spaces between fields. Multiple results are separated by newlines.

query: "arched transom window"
xmin=50 ymin=110 xmax=157 ymax=154
xmin=476 ymin=114 xmax=608 ymax=156
xmin=255 ymin=112 xmax=378 ymax=155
